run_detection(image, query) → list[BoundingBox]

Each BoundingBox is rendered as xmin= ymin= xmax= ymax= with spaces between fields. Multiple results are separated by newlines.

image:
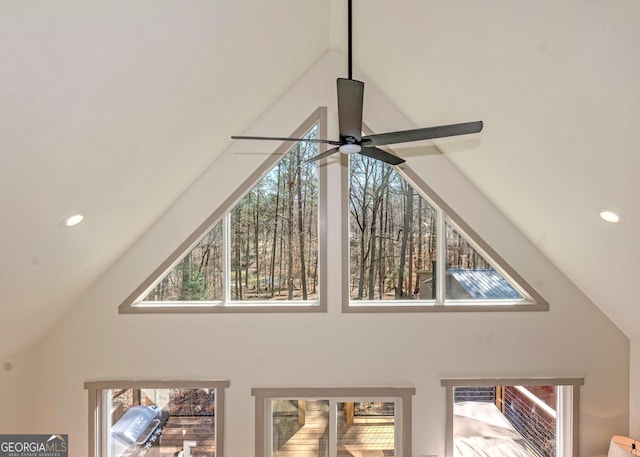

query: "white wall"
xmin=0 ymin=345 xmax=38 ymax=433
xmin=6 ymin=52 xmax=628 ymax=456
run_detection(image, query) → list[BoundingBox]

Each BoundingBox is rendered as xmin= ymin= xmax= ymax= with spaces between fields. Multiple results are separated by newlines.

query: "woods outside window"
xmin=120 ymin=108 xmax=327 ymax=313
xmin=119 ymin=106 xmax=546 ymax=313
xmin=344 ymin=151 xmax=547 ymax=312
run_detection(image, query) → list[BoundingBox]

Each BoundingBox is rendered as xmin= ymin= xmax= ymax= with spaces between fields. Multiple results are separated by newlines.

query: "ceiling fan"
xmin=231 ymin=0 xmax=483 ymax=165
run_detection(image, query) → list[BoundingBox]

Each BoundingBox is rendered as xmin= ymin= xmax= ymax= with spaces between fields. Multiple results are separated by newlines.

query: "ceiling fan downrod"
xmin=348 ymin=0 xmax=353 ymax=80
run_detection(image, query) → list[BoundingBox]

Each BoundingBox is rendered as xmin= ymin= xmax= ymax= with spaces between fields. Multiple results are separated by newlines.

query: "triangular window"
xmin=345 ymin=153 xmax=544 ymax=310
xmin=120 ymin=109 xmax=327 ymax=313
xmin=120 ymin=107 xmax=545 ymax=314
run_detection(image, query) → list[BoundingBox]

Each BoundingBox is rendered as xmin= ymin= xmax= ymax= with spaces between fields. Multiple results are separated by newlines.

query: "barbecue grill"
xmin=112 ymin=405 xmax=162 ymax=447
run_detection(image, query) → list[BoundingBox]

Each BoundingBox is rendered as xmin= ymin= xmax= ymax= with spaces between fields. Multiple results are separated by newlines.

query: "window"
xmin=119 ymin=108 xmax=327 ymax=313
xmin=227 ymin=133 xmax=319 ymax=302
xmin=441 ymin=378 xmax=583 ymax=457
xmin=144 ymin=223 xmax=224 ymax=301
xmin=85 ymin=380 xmax=229 ymax=457
xmin=120 ymin=106 xmax=546 ymax=314
xmin=345 ymin=154 xmax=547 ymax=311
xmin=252 ymin=387 xmax=415 ymax=457
xmin=348 ymin=155 xmax=439 ymax=301
xmin=140 ymin=128 xmax=318 ymax=304
xmin=443 ymin=222 xmax=524 ymax=301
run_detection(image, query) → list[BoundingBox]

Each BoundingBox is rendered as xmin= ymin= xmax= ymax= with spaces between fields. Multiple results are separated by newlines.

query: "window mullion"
xmin=436 ymin=210 xmax=446 ymax=304
xmin=102 ymin=390 xmax=112 ymax=457
xmin=265 ymin=398 xmax=273 ymax=457
xmin=329 ymin=399 xmax=338 ymax=457
xmin=556 ymin=387 xmax=564 ymax=457
xmin=223 ymin=212 xmax=231 ymax=304
xmin=557 ymin=385 xmax=574 ymax=457
xmin=394 ymin=397 xmax=402 ymax=456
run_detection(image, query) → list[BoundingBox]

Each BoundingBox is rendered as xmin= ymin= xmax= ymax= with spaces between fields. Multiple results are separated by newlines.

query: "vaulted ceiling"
xmin=1 ymin=0 xmax=638 ymax=357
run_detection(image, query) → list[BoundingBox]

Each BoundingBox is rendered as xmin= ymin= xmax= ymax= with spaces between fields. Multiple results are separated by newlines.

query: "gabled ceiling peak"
xmin=329 ymin=0 xmax=348 ymax=55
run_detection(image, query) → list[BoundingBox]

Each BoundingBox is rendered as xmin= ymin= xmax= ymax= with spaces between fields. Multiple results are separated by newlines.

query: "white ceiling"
xmin=1 ymin=0 xmax=638 ymax=357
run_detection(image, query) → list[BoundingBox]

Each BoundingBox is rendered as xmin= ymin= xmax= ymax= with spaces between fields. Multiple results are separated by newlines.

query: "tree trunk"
xmin=396 ymin=183 xmax=413 ymax=299
xmin=270 ymin=164 xmax=282 ymax=297
xmin=235 ymin=210 xmax=243 ymax=300
xmin=287 ymin=154 xmax=295 ymax=300
xmin=253 ymin=192 xmax=260 ymax=293
xmin=414 ymin=198 xmax=423 ymax=296
xmin=296 ymin=148 xmax=308 ymax=300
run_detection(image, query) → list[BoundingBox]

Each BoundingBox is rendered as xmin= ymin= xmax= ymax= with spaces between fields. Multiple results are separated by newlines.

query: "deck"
xmin=115 ymin=402 xmax=393 ymax=457
xmin=274 ymin=400 xmax=395 ymax=457
xmin=115 ymin=416 xmax=215 ymax=457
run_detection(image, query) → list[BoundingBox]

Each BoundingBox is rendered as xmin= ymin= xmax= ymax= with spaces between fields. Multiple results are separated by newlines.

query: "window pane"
xmin=445 ymin=223 xmax=523 ymax=300
xmin=337 ymin=402 xmax=395 ymax=457
xmin=453 ymin=386 xmax=556 ymax=457
xmin=349 ymin=155 xmax=437 ymax=301
xmin=272 ymin=399 xmax=329 ymax=457
xmin=142 ymin=223 xmax=224 ymax=301
xmin=110 ymin=388 xmax=216 ymax=457
xmin=230 ymin=126 xmax=319 ymax=301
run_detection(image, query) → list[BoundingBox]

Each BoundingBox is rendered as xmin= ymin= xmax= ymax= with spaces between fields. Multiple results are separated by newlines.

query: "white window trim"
xmin=118 ymin=108 xmax=328 ymax=314
xmin=252 ymin=386 xmax=415 ymax=457
xmin=441 ymin=377 xmax=583 ymax=457
xmin=84 ymin=380 xmax=230 ymax=457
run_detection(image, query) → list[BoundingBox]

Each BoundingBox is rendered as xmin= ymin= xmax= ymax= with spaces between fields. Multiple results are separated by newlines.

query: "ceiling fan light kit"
xmin=232 ymin=0 xmax=483 ymax=165
xmin=339 ymin=143 xmax=362 ymax=154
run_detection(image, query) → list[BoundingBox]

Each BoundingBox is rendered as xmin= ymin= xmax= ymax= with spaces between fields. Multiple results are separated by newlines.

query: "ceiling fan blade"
xmin=337 ymin=78 xmax=364 ymax=141
xmin=362 ymin=120 xmax=483 ymax=147
xmin=303 ymin=147 xmax=341 ymax=164
xmin=359 ymin=147 xmax=405 ymax=165
xmin=231 ymin=135 xmax=340 ymax=146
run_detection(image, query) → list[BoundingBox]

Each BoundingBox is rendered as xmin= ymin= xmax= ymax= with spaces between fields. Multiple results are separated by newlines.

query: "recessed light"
xmin=63 ymin=213 xmax=85 ymax=227
xmin=599 ymin=210 xmax=620 ymax=223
